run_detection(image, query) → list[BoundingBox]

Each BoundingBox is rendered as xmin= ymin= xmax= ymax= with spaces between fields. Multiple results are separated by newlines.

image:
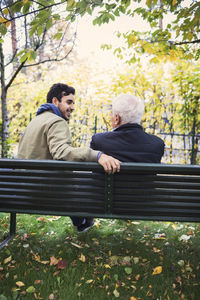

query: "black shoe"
xmin=77 ymin=218 xmax=94 ymax=233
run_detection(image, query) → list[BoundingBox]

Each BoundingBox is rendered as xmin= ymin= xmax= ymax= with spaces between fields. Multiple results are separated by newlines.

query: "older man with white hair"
xmin=90 ymin=94 xmax=165 ymax=163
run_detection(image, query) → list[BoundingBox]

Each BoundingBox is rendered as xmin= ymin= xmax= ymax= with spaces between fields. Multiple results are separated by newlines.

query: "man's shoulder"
xmin=36 ymin=111 xmax=64 ymax=124
xmin=145 ymin=131 xmax=165 ymax=146
xmin=27 ymin=112 xmax=66 ymax=133
xmin=92 ymin=131 xmax=113 ymax=140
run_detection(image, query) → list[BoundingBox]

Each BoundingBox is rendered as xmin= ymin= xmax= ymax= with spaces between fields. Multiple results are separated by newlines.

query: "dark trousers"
xmin=70 ymin=216 xmax=85 ymax=227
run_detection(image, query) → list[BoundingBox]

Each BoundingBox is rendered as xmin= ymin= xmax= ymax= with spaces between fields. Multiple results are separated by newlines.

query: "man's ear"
xmin=115 ymin=113 xmax=121 ymax=126
xmin=52 ymin=97 xmax=59 ymax=107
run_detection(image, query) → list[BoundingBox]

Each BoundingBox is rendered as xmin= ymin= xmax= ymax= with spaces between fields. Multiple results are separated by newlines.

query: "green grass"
xmin=0 ymin=213 xmax=200 ymax=300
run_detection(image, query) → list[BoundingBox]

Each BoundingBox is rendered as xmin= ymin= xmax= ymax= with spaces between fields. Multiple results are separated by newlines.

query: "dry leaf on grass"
xmin=152 ymin=266 xmax=162 ymax=275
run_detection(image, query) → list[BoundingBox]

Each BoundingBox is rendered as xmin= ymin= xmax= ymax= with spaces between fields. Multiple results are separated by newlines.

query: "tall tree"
xmin=0 ymin=0 xmax=76 ymax=157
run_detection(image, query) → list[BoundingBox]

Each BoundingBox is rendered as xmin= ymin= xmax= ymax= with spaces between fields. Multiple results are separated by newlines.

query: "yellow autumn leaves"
xmin=0 ymin=16 xmax=10 ymax=28
xmin=152 ymin=266 xmax=163 ymax=275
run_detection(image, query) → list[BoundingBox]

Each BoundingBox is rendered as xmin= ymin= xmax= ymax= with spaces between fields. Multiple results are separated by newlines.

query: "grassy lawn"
xmin=0 ymin=213 xmax=200 ymax=300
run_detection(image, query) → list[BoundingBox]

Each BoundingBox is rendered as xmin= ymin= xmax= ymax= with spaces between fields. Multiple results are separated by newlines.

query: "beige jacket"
xmin=18 ymin=111 xmax=99 ymax=161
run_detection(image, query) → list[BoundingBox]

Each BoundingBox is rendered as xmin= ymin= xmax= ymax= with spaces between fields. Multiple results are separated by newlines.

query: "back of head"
xmin=112 ymin=94 xmax=144 ymax=124
xmin=47 ymin=83 xmax=75 ymax=103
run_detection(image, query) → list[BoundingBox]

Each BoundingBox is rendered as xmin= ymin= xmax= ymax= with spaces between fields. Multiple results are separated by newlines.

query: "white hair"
xmin=112 ymin=94 xmax=144 ymax=124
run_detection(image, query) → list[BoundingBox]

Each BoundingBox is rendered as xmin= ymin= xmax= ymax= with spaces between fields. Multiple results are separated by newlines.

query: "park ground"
xmin=0 ymin=214 xmax=200 ymax=300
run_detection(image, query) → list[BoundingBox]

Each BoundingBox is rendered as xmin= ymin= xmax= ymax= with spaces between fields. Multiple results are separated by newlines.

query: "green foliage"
xmin=66 ymin=0 xmax=200 ymax=61
xmin=8 ymin=74 xmax=48 ymax=145
xmin=1 ymin=0 xmax=200 ymax=60
xmin=0 ymin=23 xmax=7 ymax=35
xmin=171 ymin=62 xmax=200 ymax=134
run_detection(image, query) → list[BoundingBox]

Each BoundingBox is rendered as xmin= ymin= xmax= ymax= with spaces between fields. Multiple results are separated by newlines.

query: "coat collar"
xmin=113 ymin=123 xmax=143 ymax=132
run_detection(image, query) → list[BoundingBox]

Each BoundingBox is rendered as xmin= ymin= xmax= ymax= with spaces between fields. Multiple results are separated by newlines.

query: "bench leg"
xmin=0 ymin=213 xmax=16 ymax=250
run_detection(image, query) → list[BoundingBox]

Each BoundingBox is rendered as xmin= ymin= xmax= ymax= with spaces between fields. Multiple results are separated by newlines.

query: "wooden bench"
xmin=0 ymin=158 xmax=200 ymax=250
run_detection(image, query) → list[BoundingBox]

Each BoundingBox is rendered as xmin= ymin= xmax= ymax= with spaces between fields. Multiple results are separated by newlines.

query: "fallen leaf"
xmin=50 ymin=256 xmax=59 ymax=266
xmin=57 ymin=259 xmax=67 ymax=269
xmin=154 ymin=233 xmax=166 ymax=239
xmin=130 ymin=297 xmax=137 ymax=300
xmin=32 ymin=253 xmax=41 ymax=262
xmin=109 ymin=256 xmax=119 ymax=265
xmin=79 ymin=254 xmax=86 ymax=262
xmin=32 ymin=253 xmax=49 ymax=264
xmin=178 ymin=260 xmax=184 ymax=267
xmin=37 ymin=217 xmax=46 ymax=222
xmin=113 ymin=289 xmax=120 ymax=298
xmin=185 ymin=266 xmax=193 ymax=272
xmin=179 ymin=235 xmax=191 ymax=241
xmin=172 ymin=224 xmax=177 ymax=230
xmin=187 ymin=230 xmax=194 ymax=235
xmin=153 ymin=247 xmax=161 ymax=253
xmin=20 ymin=291 xmax=26 ymax=295
xmin=104 ymin=264 xmax=111 ymax=269
xmin=86 ymin=279 xmax=93 ymax=284
xmin=48 ymin=216 xmax=61 ymax=221
xmin=123 ymin=256 xmax=131 ymax=263
xmin=152 ymin=266 xmax=162 ymax=275
xmin=135 ymin=274 xmax=140 ymax=280
xmin=176 ymin=276 xmax=182 ymax=285
xmin=125 ymin=267 xmax=132 ymax=275
xmin=4 ymin=256 xmax=12 ymax=264
xmin=40 ymin=260 xmax=49 ymax=265
xmin=16 ymin=281 xmax=25 ymax=287
xmin=34 ymin=280 xmax=42 ymax=285
xmin=71 ymin=242 xmax=82 ymax=249
xmin=133 ymin=257 xmax=139 ymax=264
xmin=26 ymin=286 xmax=35 ymax=293
xmin=53 ymin=271 xmax=60 ymax=276
xmin=22 ymin=233 xmax=29 ymax=240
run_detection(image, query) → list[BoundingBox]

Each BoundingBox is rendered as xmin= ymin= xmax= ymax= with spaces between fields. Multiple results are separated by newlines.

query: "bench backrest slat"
xmin=0 ymin=159 xmax=200 ymax=222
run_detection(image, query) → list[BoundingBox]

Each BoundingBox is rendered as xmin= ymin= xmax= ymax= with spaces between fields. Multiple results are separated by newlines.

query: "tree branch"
xmin=23 ymin=38 xmax=76 ymax=68
xmin=146 ymin=37 xmax=200 ymax=46
xmin=31 ymin=0 xmax=47 ymax=8
xmin=173 ymin=39 xmax=200 ymax=46
xmin=58 ymin=21 xmax=71 ymax=49
xmin=5 ymin=49 xmax=17 ymax=67
xmin=5 ymin=59 xmax=27 ymax=91
xmin=1 ymin=1 xmax=67 ymax=24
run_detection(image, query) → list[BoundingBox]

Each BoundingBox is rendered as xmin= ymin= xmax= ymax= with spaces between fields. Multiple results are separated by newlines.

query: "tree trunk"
xmin=0 ymin=43 xmax=9 ymax=158
xmin=159 ymin=0 xmax=163 ymax=30
xmin=8 ymin=0 xmax=17 ymax=69
xmin=11 ymin=16 xmax=17 ymax=56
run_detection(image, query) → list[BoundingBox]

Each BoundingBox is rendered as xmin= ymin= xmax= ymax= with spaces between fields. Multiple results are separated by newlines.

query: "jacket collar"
xmin=36 ymin=103 xmax=62 ymax=118
xmin=113 ymin=123 xmax=143 ymax=132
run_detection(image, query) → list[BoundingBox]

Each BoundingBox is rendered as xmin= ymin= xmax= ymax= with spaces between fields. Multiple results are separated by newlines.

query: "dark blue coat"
xmin=90 ymin=123 xmax=165 ymax=163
